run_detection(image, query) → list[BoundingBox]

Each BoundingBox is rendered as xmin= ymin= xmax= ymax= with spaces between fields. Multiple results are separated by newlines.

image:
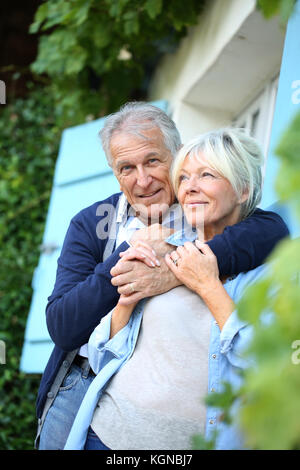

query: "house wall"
xmin=149 ymin=0 xmax=285 ymax=148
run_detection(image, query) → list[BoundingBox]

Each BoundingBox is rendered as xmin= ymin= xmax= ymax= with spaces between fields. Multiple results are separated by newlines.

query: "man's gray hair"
xmin=99 ymin=101 xmax=182 ymax=166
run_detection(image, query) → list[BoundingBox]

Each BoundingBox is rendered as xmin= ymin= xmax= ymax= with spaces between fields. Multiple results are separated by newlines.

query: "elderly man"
xmin=37 ymin=102 xmax=288 ymax=450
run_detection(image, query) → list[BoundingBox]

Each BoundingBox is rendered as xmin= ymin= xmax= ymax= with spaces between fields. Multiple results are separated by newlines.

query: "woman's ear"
xmin=239 ymin=188 xmax=249 ymax=204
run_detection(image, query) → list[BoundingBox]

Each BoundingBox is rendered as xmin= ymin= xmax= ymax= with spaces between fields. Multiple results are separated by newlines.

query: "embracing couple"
xmin=36 ymin=102 xmax=288 ymax=450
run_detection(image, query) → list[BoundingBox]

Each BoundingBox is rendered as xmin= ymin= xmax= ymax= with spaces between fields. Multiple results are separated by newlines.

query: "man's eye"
xmin=148 ymin=158 xmax=158 ymax=164
xmin=121 ymin=165 xmax=132 ymax=173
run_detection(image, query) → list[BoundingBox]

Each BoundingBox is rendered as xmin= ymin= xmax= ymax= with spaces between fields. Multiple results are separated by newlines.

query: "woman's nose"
xmin=185 ymin=175 xmax=200 ymax=192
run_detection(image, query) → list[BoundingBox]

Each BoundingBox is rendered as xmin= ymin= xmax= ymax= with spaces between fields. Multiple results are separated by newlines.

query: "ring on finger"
xmin=130 ymin=283 xmax=135 ymax=294
xmin=172 ymin=257 xmax=179 ymax=266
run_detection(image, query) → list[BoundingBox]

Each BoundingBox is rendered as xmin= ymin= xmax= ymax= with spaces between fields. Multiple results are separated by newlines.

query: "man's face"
xmin=110 ymin=126 xmax=175 ymax=224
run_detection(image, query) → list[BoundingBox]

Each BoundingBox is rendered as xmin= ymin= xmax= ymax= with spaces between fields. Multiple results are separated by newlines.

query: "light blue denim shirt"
xmin=64 ymin=230 xmax=267 ymax=450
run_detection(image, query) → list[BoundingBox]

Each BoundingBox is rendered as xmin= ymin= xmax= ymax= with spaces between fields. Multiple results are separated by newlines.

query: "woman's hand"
xmin=165 ymin=240 xmax=220 ymax=296
xmin=165 ymin=240 xmax=235 ymax=330
xmin=119 ymin=240 xmax=160 ymax=268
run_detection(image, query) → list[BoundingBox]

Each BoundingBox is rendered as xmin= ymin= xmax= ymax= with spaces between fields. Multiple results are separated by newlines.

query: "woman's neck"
xmin=196 ymin=213 xmax=243 ymax=243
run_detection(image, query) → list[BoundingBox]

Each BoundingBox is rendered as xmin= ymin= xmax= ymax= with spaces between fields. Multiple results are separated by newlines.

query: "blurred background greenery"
xmin=0 ymin=0 xmax=299 ymax=450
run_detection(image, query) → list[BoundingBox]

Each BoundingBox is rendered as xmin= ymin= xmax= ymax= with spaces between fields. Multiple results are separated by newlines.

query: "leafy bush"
xmin=29 ymin=0 xmax=207 ymax=124
xmin=236 ymin=111 xmax=300 ymax=450
xmin=197 ymin=110 xmax=300 ymax=450
xmin=0 ymin=85 xmax=60 ymax=449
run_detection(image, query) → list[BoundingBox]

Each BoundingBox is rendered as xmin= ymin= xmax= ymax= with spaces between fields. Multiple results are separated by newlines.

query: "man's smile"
xmin=137 ymin=189 xmax=162 ymax=199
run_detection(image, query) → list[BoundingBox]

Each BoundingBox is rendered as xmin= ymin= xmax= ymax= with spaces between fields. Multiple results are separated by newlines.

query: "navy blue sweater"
xmin=36 ymin=192 xmax=289 ymax=418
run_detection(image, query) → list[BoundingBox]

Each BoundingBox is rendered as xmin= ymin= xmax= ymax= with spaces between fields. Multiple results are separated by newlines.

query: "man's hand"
xmin=130 ymin=224 xmax=175 ymax=260
xmin=110 ymin=257 xmax=181 ymax=305
xmin=130 ymin=223 xmax=174 ymax=246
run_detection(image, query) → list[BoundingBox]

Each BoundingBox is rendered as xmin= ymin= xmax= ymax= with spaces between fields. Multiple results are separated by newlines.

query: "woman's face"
xmin=177 ymin=152 xmax=246 ymax=239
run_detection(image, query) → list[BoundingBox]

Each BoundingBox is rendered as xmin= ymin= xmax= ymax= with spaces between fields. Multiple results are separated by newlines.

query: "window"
xmin=233 ymin=76 xmax=279 ymax=165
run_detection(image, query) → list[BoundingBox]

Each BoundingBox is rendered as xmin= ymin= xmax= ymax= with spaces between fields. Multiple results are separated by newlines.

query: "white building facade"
xmin=149 ymin=0 xmax=285 ymax=163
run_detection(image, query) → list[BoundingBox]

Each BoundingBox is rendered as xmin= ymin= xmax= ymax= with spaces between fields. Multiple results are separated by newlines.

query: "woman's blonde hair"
xmin=171 ymin=128 xmax=264 ymax=220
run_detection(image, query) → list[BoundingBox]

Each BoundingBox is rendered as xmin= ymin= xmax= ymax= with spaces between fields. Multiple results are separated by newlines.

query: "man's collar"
xmin=116 ymin=193 xmax=197 ymax=245
xmin=116 ymin=193 xmax=129 ymax=224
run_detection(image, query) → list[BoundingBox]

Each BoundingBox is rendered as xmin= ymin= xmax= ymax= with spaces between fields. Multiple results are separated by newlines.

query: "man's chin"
xmin=131 ymin=202 xmax=171 ymax=225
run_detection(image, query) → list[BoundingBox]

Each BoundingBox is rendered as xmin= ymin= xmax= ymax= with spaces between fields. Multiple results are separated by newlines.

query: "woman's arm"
xmin=165 ymin=240 xmax=235 ymax=330
xmin=110 ymin=301 xmax=137 ymax=338
xmin=109 ymin=241 xmax=161 ymax=336
xmin=195 ymin=278 xmax=235 ymax=330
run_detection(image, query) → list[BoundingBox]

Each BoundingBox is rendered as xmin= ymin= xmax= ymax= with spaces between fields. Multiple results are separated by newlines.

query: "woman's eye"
xmin=179 ymin=174 xmax=188 ymax=182
xmin=202 ymin=172 xmax=215 ymax=178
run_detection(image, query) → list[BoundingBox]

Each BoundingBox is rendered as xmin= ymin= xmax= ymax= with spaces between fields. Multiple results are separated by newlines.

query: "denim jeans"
xmin=84 ymin=427 xmax=110 ymax=450
xmin=38 ymin=363 xmax=95 ymax=450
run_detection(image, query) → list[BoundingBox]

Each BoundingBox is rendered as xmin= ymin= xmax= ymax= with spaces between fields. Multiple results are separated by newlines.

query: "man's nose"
xmin=136 ymin=167 xmax=152 ymax=188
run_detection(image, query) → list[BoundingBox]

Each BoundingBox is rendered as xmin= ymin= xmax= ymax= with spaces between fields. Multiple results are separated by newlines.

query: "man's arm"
xmin=46 ymin=212 xmax=129 ymax=351
xmin=206 ymin=207 xmax=289 ymax=275
xmin=111 ymin=208 xmax=289 ymax=303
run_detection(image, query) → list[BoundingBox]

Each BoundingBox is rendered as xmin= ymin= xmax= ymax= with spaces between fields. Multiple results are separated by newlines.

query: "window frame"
xmin=233 ymin=75 xmax=279 ymax=171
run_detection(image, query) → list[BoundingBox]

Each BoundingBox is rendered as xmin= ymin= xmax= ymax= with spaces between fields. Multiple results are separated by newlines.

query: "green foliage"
xmin=235 ymin=112 xmax=300 ymax=450
xmin=257 ymin=0 xmax=296 ymax=24
xmin=275 ymin=112 xmax=300 ymax=219
xmin=197 ymin=112 xmax=300 ymax=450
xmin=191 ymin=432 xmax=217 ymax=451
xmin=0 ymin=85 xmax=60 ymax=449
xmin=30 ymin=0 xmax=207 ymax=125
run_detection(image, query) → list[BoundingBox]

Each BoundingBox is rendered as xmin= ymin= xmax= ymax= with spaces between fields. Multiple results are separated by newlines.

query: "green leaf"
xmin=145 ymin=0 xmax=163 ymax=19
xmin=92 ymin=23 xmax=112 ymax=48
xmin=123 ymin=11 xmax=140 ymax=35
xmin=257 ymin=0 xmax=296 ymax=24
xmin=29 ymin=2 xmax=49 ymax=33
xmin=64 ymin=47 xmax=88 ymax=75
xmin=191 ymin=432 xmax=216 ymax=450
xmin=279 ymin=0 xmax=297 ymax=23
xmin=257 ymin=0 xmax=280 ymax=18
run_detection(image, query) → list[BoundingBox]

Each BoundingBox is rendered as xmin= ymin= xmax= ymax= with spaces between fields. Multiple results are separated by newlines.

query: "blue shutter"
xmin=261 ymin=1 xmax=300 ymax=237
xmin=20 ymin=100 xmax=168 ymax=373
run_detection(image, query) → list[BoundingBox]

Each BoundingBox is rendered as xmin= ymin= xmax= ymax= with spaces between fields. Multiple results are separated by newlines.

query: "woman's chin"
xmin=185 ymin=215 xmax=205 ymax=230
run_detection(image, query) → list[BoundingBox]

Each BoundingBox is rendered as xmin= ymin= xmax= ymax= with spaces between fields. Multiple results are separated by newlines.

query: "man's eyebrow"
xmin=144 ymin=151 xmax=160 ymax=159
xmin=115 ymin=160 xmax=131 ymax=170
xmin=116 ymin=152 xmax=161 ymax=170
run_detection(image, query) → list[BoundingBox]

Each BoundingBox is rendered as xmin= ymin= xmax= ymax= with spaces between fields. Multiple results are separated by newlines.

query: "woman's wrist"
xmin=196 ymin=279 xmax=235 ymax=330
xmin=110 ymin=301 xmax=136 ymax=338
xmin=195 ymin=278 xmax=223 ymax=300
